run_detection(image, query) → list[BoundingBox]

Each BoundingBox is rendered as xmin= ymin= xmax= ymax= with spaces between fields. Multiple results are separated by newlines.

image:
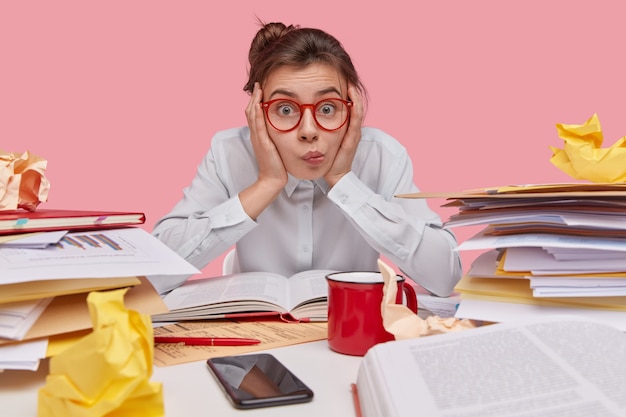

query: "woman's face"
xmin=261 ymin=63 xmax=349 ymax=181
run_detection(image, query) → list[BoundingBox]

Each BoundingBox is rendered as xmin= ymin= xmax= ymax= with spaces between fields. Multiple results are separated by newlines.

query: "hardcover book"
xmin=0 ymin=209 xmax=145 ymax=235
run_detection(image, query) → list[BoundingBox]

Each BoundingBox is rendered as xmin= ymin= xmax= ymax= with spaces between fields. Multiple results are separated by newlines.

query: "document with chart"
xmin=0 ymin=227 xmax=199 ymax=283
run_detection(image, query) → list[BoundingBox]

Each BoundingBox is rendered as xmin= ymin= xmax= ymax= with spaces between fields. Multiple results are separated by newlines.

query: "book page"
xmin=357 ymin=318 xmax=626 ymax=417
xmin=286 ymin=269 xmax=335 ymax=310
xmin=161 ymin=272 xmax=291 ymax=313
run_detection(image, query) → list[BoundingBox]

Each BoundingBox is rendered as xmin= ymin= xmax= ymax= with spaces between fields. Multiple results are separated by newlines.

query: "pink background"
xmin=3 ymin=1 xmax=625 ymax=277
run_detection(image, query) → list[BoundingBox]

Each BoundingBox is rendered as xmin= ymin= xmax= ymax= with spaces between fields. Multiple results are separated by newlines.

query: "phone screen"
xmin=206 ymin=353 xmax=314 ymax=409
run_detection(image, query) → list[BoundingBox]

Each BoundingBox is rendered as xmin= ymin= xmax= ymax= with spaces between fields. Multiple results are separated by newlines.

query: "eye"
xmin=274 ymin=101 xmax=299 ymax=117
xmin=317 ymin=101 xmax=337 ymax=116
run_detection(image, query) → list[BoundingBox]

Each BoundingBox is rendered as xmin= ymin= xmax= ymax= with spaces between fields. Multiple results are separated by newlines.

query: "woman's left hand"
xmin=323 ymin=84 xmax=364 ymax=187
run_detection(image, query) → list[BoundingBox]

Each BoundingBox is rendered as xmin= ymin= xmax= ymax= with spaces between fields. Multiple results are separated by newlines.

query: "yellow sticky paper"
xmin=38 ymin=288 xmax=164 ymax=417
xmin=0 ymin=149 xmax=50 ymax=211
xmin=378 ymin=259 xmax=475 ymax=339
xmin=550 ymin=113 xmax=626 ymax=183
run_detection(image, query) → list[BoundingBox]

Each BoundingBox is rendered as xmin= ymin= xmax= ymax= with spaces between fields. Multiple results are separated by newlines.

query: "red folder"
xmin=0 ymin=209 xmax=146 ymax=235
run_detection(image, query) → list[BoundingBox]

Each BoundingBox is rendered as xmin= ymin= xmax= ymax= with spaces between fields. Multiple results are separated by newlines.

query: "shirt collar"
xmin=284 ymin=174 xmax=330 ymax=197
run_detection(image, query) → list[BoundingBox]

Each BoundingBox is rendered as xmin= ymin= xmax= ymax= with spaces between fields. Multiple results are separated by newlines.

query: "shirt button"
xmin=302 ymin=205 xmax=309 ymax=213
xmin=302 ymin=245 xmax=310 ymax=252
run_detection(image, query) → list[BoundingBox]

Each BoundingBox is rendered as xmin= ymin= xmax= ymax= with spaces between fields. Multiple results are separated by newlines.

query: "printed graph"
xmin=55 ymin=233 xmax=124 ymax=251
xmin=0 ymin=227 xmax=198 ymax=285
xmin=1 ymin=230 xmax=148 ymax=266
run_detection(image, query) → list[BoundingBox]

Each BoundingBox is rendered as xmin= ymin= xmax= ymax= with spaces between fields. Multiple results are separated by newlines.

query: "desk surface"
xmin=1 ymin=340 xmax=363 ymax=416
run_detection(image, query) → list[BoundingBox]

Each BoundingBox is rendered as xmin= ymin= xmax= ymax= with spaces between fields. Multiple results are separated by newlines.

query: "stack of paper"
xmin=0 ymin=225 xmax=198 ymax=371
xmin=401 ymin=183 xmax=626 ymax=328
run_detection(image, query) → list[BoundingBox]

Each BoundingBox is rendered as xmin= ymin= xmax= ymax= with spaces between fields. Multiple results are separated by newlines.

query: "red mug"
xmin=326 ymin=271 xmax=418 ymax=356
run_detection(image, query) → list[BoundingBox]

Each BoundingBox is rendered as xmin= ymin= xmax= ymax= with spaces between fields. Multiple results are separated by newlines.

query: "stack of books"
xmin=0 ymin=209 xmax=198 ymax=371
xmin=400 ymin=183 xmax=626 ymax=329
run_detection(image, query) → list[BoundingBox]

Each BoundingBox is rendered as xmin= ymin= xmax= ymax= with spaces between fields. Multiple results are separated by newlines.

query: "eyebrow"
xmin=267 ymin=86 xmax=343 ymax=101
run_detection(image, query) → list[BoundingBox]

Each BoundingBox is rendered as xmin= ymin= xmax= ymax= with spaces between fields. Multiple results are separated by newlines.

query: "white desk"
xmin=1 ymin=340 xmax=363 ymax=416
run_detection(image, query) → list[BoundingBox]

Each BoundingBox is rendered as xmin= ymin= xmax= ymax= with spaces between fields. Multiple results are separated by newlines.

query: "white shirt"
xmin=150 ymin=126 xmax=461 ymax=296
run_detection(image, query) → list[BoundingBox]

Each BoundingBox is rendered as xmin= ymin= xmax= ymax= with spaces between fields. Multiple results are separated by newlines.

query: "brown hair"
xmin=243 ymin=21 xmax=366 ymax=101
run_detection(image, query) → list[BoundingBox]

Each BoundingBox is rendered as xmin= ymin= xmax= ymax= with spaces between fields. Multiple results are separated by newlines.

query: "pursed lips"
xmin=302 ymin=151 xmax=325 ymax=165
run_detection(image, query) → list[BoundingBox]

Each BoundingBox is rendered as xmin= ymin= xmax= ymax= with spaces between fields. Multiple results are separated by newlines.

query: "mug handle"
xmin=401 ymin=282 xmax=418 ymax=314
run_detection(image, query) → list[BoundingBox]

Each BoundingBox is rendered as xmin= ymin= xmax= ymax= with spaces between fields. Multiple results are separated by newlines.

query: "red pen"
xmin=153 ymin=336 xmax=261 ymax=346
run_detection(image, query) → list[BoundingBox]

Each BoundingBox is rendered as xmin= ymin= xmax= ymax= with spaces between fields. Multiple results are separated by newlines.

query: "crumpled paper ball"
xmin=550 ymin=113 xmax=626 ymax=183
xmin=379 ymin=259 xmax=476 ymax=339
xmin=38 ymin=288 xmax=164 ymax=417
xmin=0 ymin=149 xmax=50 ymax=211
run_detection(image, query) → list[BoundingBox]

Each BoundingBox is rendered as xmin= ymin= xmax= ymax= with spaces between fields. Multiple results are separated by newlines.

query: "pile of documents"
xmin=402 ymin=183 xmax=626 ymax=329
xmin=0 ymin=224 xmax=198 ymax=371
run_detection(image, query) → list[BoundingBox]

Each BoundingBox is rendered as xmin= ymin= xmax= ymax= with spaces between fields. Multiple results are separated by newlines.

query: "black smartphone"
xmin=206 ymin=353 xmax=314 ymax=409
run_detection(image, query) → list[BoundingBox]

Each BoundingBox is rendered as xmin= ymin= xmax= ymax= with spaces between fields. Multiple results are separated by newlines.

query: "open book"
xmin=354 ymin=317 xmax=626 ymax=417
xmin=151 ymin=270 xmax=336 ymax=323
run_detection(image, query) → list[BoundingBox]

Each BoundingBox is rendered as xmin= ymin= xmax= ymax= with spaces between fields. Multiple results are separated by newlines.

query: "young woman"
xmin=150 ymin=22 xmax=462 ymax=296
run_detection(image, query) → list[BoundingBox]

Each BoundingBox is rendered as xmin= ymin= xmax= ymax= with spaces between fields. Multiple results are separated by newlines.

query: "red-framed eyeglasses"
xmin=261 ymin=98 xmax=352 ymax=132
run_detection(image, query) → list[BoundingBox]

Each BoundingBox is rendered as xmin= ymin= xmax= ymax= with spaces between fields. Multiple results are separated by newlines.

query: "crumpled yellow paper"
xmin=0 ymin=149 xmax=50 ymax=211
xmin=550 ymin=113 xmax=626 ymax=183
xmin=379 ymin=259 xmax=475 ymax=339
xmin=38 ymin=288 xmax=164 ymax=417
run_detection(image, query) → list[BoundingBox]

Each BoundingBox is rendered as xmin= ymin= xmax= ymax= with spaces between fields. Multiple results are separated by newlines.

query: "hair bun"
xmin=248 ymin=22 xmax=298 ymax=65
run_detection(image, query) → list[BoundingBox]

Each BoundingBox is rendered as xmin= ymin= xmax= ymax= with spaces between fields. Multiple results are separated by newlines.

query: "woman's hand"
xmin=323 ymin=84 xmax=364 ymax=188
xmin=240 ymin=83 xmax=287 ymax=220
xmin=245 ymin=83 xmax=289 ymax=190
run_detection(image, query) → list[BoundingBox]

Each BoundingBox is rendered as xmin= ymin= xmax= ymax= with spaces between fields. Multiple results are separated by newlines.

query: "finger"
xmin=252 ymin=89 xmax=271 ymax=140
xmin=248 ymin=84 xmax=278 ymax=161
xmin=347 ymin=85 xmax=364 ymax=129
xmin=246 ymin=82 xmax=263 ymax=124
xmin=341 ymin=85 xmax=363 ymax=147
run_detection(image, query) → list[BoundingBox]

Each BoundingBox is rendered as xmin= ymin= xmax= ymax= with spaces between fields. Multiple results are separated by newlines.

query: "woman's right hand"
xmin=240 ymin=83 xmax=287 ymax=220
xmin=245 ymin=82 xmax=288 ymax=191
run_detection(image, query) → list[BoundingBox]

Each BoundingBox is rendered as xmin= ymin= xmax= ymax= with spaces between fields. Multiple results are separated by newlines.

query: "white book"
xmin=355 ymin=317 xmax=626 ymax=417
xmin=152 ymin=269 xmax=335 ymax=322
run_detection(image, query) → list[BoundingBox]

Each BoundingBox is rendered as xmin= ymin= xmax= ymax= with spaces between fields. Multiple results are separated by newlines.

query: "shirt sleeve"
xmin=154 ymin=196 xmax=256 ymax=264
xmin=150 ymin=140 xmax=258 ymax=293
xmin=327 ymin=170 xmax=462 ymax=297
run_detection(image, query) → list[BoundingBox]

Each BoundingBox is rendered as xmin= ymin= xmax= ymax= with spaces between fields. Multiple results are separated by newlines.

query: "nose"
xmin=298 ymin=108 xmax=319 ymax=141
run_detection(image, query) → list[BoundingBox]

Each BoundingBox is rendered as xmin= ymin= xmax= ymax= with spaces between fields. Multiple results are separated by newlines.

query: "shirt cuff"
xmin=208 ymin=196 xmax=254 ymax=228
xmin=327 ymin=172 xmax=373 ymax=215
